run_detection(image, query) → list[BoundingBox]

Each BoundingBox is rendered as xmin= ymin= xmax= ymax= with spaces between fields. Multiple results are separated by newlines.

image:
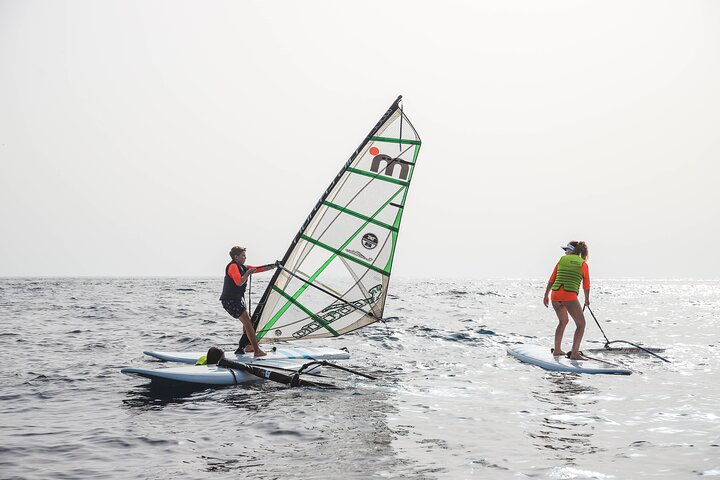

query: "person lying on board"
xmin=219 ymin=246 xmax=275 ymax=358
xmin=195 ymin=346 xmax=226 ymax=365
xmin=543 ymin=241 xmax=590 ymax=360
xmin=194 ymin=346 xmax=326 ymax=387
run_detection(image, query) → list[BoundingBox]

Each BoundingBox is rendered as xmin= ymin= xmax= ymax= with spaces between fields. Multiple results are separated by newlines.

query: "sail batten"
xmin=240 ymin=96 xmax=421 ymax=345
xmin=371 ymin=136 xmax=421 ymax=145
xmin=300 ymin=235 xmax=389 ymax=276
xmin=322 ymin=201 xmax=399 ymax=232
xmin=269 ymin=286 xmax=341 ymax=337
xmin=346 ymin=168 xmax=410 ymax=186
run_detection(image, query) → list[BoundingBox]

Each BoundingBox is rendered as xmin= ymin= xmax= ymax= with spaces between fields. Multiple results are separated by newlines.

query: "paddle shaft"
xmin=585 ymin=306 xmax=670 ymax=363
xmin=585 ymin=306 xmax=611 ymax=344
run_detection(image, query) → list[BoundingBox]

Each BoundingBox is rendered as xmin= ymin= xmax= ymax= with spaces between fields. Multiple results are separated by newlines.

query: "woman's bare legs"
xmin=564 ymin=300 xmax=586 ymax=360
xmin=551 ymin=302 xmax=569 ymax=356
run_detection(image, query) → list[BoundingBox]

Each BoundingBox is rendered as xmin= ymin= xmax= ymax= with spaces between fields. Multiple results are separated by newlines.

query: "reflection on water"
xmin=121 ymin=382 xmax=278 ymax=412
xmin=214 ymin=386 xmax=402 ymax=478
xmin=123 ymin=384 xmax=218 ymax=410
xmin=120 ymin=375 xmax=406 ymax=478
xmin=527 ymin=374 xmax=602 ymax=460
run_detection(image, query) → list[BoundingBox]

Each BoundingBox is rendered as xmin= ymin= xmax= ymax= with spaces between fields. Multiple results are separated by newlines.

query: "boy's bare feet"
xmin=253 ymin=348 xmax=267 ymax=358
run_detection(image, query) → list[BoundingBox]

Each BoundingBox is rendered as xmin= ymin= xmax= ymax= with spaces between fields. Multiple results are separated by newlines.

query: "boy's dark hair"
xmin=206 ymin=347 xmax=225 ymax=365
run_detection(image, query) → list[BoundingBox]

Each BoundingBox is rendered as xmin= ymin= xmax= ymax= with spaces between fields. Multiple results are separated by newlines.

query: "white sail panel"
xmin=250 ymin=97 xmax=421 ymax=343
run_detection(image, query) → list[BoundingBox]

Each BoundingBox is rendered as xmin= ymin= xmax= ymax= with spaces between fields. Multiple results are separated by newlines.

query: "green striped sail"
xmin=251 ymin=96 xmax=421 ymax=343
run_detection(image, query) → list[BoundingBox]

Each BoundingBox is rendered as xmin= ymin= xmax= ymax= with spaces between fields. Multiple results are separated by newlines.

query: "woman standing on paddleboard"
xmin=543 ymin=241 xmax=590 ymax=360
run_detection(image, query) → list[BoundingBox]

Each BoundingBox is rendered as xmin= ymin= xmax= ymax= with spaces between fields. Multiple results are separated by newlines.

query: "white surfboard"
xmin=507 ymin=344 xmax=632 ymax=375
xmin=144 ymin=345 xmax=350 ymax=364
xmin=122 ymin=358 xmax=321 ymax=385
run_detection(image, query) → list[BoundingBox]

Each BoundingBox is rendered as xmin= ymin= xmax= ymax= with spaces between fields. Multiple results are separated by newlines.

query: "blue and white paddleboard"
xmin=507 ymin=344 xmax=632 ymax=375
xmin=122 ymin=357 xmax=321 ymax=385
xmin=144 ymin=345 xmax=350 ymax=364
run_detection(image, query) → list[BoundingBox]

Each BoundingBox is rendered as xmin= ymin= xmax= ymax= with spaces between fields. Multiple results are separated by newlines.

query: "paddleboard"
xmin=144 ymin=345 xmax=350 ymax=364
xmin=122 ymin=358 xmax=321 ymax=385
xmin=507 ymin=344 xmax=632 ymax=375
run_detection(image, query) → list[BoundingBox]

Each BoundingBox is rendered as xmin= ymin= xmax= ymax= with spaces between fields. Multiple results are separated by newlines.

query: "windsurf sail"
xmin=240 ymin=95 xmax=421 ymax=346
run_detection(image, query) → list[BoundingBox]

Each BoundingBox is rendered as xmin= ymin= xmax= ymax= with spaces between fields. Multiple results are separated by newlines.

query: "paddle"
xmin=584 ymin=306 xmax=670 ymax=363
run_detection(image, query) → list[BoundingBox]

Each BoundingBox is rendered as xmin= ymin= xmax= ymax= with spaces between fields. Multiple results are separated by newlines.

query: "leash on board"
xmin=584 ymin=306 xmax=670 ymax=363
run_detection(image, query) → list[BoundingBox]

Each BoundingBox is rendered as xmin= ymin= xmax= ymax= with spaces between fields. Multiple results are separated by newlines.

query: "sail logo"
xmin=361 ymin=233 xmax=378 ymax=249
xmin=369 ymin=147 xmax=409 ymax=180
xmin=291 ymin=284 xmax=383 ymax=339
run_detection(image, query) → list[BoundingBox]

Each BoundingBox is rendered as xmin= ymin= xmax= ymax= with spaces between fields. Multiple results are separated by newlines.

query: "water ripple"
xmin=0 ymin=278 xmax=718 ymax=478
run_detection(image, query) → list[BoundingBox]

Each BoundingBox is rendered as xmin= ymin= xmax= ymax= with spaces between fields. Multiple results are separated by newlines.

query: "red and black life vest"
xmin=219 ymin=261 xmax=248 ymax=301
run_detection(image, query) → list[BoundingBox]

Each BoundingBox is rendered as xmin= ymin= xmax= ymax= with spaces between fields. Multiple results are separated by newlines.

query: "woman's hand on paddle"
xmin=584 ymin=298 xmax=590 ymax=307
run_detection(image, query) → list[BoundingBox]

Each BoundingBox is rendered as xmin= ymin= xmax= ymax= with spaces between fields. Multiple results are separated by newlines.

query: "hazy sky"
xmin=1 ymin=1 xmax=718 ymax=279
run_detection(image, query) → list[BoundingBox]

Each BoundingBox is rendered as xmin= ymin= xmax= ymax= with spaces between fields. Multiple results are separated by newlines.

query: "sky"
xmin=1 ymin=1 xmax=719 ymax=279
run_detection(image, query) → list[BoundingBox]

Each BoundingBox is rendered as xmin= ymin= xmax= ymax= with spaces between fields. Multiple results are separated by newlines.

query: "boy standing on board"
xmin=220 ymin=246 xmax=274 ymax=357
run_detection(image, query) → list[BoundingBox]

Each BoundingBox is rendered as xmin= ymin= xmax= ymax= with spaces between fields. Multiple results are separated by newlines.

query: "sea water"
xmin=0 ymin=278 xmax=718 ymax=479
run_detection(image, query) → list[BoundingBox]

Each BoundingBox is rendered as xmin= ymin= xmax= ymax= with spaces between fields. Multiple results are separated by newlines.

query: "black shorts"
xmin=221 ymin=298 xmax=246 ymax=318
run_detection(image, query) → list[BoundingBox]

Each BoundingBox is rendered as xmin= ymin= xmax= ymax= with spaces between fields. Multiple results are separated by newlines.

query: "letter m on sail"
xmin=370 ymin=154 xmax=409 ymax=180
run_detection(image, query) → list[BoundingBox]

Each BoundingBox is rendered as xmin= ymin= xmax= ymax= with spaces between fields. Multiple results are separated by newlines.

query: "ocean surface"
xmin=1 ymin=277 xmax=719 ymax=479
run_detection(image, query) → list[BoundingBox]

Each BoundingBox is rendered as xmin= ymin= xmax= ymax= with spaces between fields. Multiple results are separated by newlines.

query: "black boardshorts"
xmin=221 ymin=298 xmax=246 ymax=318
